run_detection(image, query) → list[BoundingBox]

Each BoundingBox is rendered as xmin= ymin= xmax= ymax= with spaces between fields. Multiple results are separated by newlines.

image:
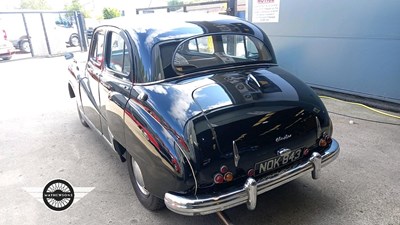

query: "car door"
xmin=98 ymin=29 xmax=134 ymax=146
xmin=81 ymin=29 xmax=105 ymax=132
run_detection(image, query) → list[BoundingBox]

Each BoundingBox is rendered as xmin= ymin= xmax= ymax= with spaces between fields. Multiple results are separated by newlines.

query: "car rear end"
xmin=165 ymin=93 xmax=339 ymax=215
xmin=0 ymin=28 xmax=15 ymax=60
xmin=160 ymin=31 xmax=340 ymax=215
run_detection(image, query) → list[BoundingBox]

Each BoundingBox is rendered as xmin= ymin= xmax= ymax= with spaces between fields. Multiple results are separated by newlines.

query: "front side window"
xmin=107 ymin=32 xmax=131 ymax=77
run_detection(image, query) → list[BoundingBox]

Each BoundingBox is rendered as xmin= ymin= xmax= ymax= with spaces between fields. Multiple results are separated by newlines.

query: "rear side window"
xmin=107 ymin=32 xmax=132 ymax=77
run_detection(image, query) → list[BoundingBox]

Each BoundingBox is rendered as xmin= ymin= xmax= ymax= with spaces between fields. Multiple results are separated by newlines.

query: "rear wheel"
xmin=127 ymin=152 xmax=164 ymax=211
xmin=19 ymin=40 xmax=31 ymax=53
xmin=69 ymin=35 xmax=80 ymax=47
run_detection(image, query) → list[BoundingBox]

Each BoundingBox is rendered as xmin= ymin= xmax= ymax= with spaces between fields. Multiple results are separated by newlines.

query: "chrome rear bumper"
xmin=164 ymin=139 xmax=340 ymax=216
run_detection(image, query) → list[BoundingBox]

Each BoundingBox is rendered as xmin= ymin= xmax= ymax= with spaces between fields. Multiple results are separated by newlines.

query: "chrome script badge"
xmin=275 ymin=134 xmax=292 ymax=143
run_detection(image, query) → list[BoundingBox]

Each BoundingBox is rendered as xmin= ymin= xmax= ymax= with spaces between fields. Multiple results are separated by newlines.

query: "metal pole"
xmin=40 ymin=12 xmax=52 ymax=56
xmin=21 ymin=13 xmax=34 ymax=57
xmin=75 ymin=11 xmax=88 ymax=52
xmin=228 ymin=0 xmax=237 ymax=16
xmin=246 ymin=0 xmax=252 ymax=22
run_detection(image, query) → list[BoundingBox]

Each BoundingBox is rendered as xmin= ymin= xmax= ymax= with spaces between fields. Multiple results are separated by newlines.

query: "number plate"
xmin=255 ymin=149 xmax=302 ymax=175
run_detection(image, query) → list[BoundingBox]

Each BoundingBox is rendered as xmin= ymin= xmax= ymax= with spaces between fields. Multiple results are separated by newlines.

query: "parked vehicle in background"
xmin=55 ymin=18 xmax=80 ymax=47
xmin=0 ymin=28 xmax=15 ymax=60
xmin=65 ymin=14 xmax=340 ymax=216
xmin=56 ymin=17 xmax=100 ymax=47
xmin=84 ymin=18 xmax=99 ymax=40
xmin=5 ymin=14 xmax=81 ymax=53
xmin=11 ymin=35 xmax=30 ymax=53
xmin=86 ymin=27 xmax=94 ymax=40
xmin=1 ymin=15 xmax=31 ymax=53
xmin=64 ymin=28 xmax=80 ymax=47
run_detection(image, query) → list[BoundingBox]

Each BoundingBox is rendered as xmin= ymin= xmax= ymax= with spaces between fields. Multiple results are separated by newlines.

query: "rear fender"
xmin=123 ymin=99 xmax=196 ymax=198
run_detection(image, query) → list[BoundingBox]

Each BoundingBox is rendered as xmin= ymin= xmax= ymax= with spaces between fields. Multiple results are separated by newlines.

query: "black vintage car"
xmin=66 ymin=14 xmax=339 ymax=216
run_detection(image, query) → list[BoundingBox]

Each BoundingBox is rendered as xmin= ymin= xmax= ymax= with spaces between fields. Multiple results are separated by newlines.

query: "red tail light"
xmin=326 ymin=136 xmax=332 ymax=144
xmin=319 ymin=138 xmax=327 ymax=147
xmin=220 ymin=165 xmax=228 ymax=174
xmin=214 ymin=173 xmax=224 ymax=184
xmin=318 ymin=132 xmax=331 ymax=147
xmin=214 ymin=165 xmax=234 ymax=183
xmin=303 ymin=147 xmax=310 ymax=155
xmin=247 ymin=168 xmax=255 ymax=177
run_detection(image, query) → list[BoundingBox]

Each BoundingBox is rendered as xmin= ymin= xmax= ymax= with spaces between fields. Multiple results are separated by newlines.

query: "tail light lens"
xmin=319 ymin=139 xmax=327 ymax=147
xmin=302 ymin=147 xmax=310 ymax=156
xmin=326 ymin=136 xmax=332 ymax=144
xmin=220 ymin=165 xmax=228 ymax=174
xmin=224 ymin=172 xmax=233 ymax=182
xmin=214 ymin=173 xmax=224 ymax=184
xmin=318 ymin=132 xmax=332 ymax=147
xmin=214 ymin=165 xmax=235 ymax=184
xmin=247 ymin=168 xmax=255 ymax=177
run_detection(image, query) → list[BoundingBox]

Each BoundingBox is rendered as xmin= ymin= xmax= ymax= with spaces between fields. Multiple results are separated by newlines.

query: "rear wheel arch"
xmin=126 ymin=151 xmax=165 ymax=210
xmin=68 ymin=83 xmax=75 ymax=98
xmin=112 ymin=139 xmax=127 ymax=162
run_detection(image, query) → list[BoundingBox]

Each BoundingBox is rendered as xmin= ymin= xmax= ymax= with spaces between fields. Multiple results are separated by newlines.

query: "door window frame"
xmin=104 ymin=28 xmax=135 ymax=83
xmin=89 ymin=29 xmax=106 ymax=68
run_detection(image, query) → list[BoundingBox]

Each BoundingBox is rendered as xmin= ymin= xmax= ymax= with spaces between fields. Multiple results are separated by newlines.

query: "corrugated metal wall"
xmin=248 ymin=0 xmax=400 ymax=104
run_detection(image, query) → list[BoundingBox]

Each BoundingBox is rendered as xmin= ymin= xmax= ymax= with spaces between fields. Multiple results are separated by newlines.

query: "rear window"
xmin=155 ymin=34 xmax=272 ymax=80
xmin=174 ymin=34 xmax=271 ymax=74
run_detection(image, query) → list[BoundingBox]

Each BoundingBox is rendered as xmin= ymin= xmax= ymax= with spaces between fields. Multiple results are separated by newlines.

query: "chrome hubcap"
xmin=22 ymin=42 xmax=30 ymax=52
xmin=131 ymin=157 xmax=149 ymax=196
xmin=71 ymin=37 xmax=79 ymax=46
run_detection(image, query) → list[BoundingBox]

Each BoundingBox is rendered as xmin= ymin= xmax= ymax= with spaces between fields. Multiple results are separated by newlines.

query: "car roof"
xmin=95 ymin=13 xmax=276 ymax=83
xmin=99 ymin=13 xmax=267 ymax=45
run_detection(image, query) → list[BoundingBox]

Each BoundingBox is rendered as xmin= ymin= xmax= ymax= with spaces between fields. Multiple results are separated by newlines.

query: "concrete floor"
xmin=0 ymin=57 xmax=399 ymax=225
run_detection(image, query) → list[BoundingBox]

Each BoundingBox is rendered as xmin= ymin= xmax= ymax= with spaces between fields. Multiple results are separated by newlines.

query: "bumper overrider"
xmin=164 ymin=139 xmax=340 ymax=216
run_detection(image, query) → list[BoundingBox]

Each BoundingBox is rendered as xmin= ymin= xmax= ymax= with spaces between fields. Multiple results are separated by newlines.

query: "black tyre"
xmin=69 ymin=34 xmax=80 ymax=47
xmin=1 ymin=56 xmax=12 ymax=60
xmin=76 ymin=104 xmax=89 ymax=127
xmin=19 ymin=40 xmax=31 ymax=53
xmin=127 ymin=152 xmax=164 ymax=211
